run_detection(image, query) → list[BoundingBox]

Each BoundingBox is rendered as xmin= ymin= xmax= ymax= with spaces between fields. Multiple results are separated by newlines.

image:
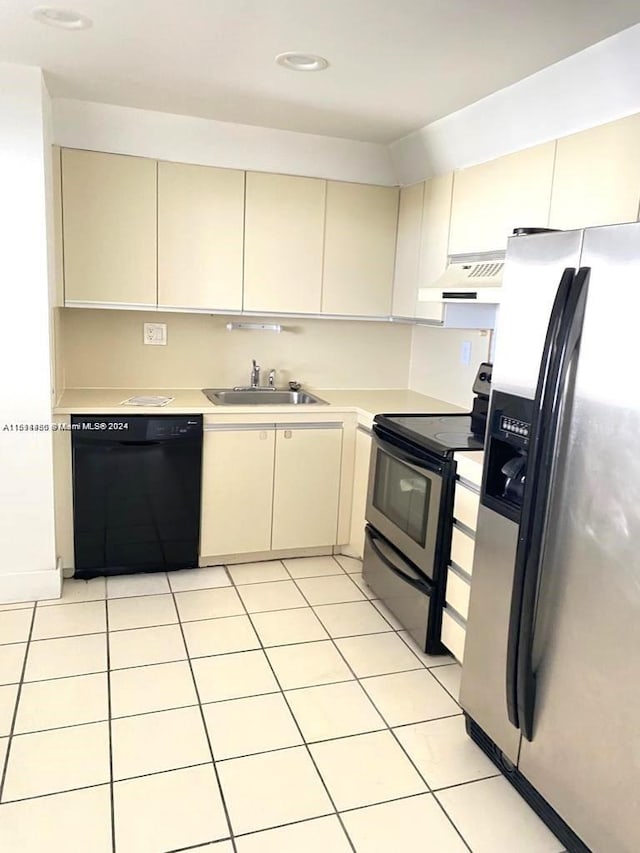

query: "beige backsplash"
xmin=60 ymin=309 xmax=413 ymax=390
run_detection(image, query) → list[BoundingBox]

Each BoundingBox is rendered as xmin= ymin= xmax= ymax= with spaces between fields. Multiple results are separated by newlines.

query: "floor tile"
xmin=217 ymin=745 xmax=332 ymax=835
xmin=295 ymin=574 xmax=365 ymax=605
xmin=168 ymin=565 xmax=231 ymax=592
xmin=192 ymin=650 xmax=278 ymax=702
xmin=341 ymin=793 xmax=467 ymax=853
xmin=0 ymin=784 xmax=112 ymax=853
xmin=203 ymin=693 xmax=302 ymax=759
xmin=361 ymin=669 xmax=460 ymax=727
xmin=395 ymin=715 xmax=497 ymax=790
xmin=227 ymin=560 xmax=289 ymax=585
xmin=266 ymin=641 xmax=353 ymax=689
xmin=0 ymin=609 xmax=32 ymax=645
xmin=39 ymin=577 xmax=106 ymax=606
xmin=108 ymin=624 xmax=187 ymax=669
xmin=111 ymin=705 xmax=210 ymax=780
xmin=107 ymin=593 xmax=178 ymax=631
xmin=0 ymin=737 xmax=7 ymax=771
xmin=350 ymin=574 xmax=377 ymax=600
xmin=114 ymin=764 xmax=229 ymax=853
xmin=237 ymin=580 xmax=307 ymax=613
xmin=334 ymin=555 xmax=363 ymax=574
xmin=189 ymin=845 xmax=234 ymax=853
xmin=14 ymin=673 xmax=108 ymax=734
xmin=371 ymin=599 xmax=403 ymax=628
xmin=335 ymin=633 xmax=423 ymax=678
xmin=24 ymin=633 xmax=107 ymax=681
xmin=106 ymin=572 xmax=170 ymax=598
xmin=286 ymin=681 xmax=385 ymax=742
xmin=0 ymin=601 xmax=34 ymax=612
xmin=432 ymin=662 xmax=463 ymax=701
xmin=175 ymin=587 xmax=244 ymax=622
xmin=0 ymin=685 xmax=19 ymax=737
xmin=2 ymin=721 xmax=110 ymax=801
xmin=313 ymin=601 xmax=393 ymax=638
xmin=183 ymin=615 xmax=260 ymax=658
xmin=31 ymin=600 xmax=106 ymax=640
xmin=397 ymin=629 xmax=455 ymax=667
xmin=0 ymin=644 xmax=26 ymax=685
xmin=235 ymin=815 xmax=352 ymax=853
xmin=110 ymin=661 xmax=198 ymax=717
xmin=436 ymin=776 xmax=564 ymax=853
xmin=251 ymin=607 xmax=328 ymax=647
xmin=283 ymin=555 xmax=346 ymax=578
xmin=310 ymin=730 xmax=426 ymax=811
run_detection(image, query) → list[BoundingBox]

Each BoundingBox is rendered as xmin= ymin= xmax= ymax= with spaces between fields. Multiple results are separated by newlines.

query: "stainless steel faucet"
xmin=268 ymin=369 xmax=276 ymax=388
xmin=250 ymin=359 xmax=260 ymax=388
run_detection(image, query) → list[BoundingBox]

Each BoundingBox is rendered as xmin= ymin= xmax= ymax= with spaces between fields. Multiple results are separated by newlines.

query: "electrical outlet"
xmin=144 ymin=323 xmax=167 ymax=346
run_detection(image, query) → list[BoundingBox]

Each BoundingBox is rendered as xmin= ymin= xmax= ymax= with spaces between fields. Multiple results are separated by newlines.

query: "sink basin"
xmin=203 ymin=388 xmax=328 ymax=405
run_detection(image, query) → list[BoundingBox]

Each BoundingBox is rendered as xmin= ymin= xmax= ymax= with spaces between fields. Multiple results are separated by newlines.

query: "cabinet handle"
xmin=284 ymin=430 xmax=292 ymax=439
xmin=259 ymin=431 xmax=268 ymax=440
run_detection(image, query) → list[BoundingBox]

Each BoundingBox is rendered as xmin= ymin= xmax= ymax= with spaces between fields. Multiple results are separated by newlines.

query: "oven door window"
xmin=372 ymin=450 xmax=432 ymax=547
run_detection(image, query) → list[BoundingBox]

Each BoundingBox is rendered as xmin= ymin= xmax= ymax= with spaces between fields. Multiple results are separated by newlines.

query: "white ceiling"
xmin=1 ymin=0 xmax=640 ymax=143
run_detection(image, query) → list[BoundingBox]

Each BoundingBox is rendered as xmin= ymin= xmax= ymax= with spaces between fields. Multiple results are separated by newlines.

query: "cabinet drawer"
xmin=441 ymin=608 xmax=466 ymax=663
xmin=446 ymin=570 xmax=471 ymax=621
xmin=453 ymin=485 xmax=480 ymax=532
xmin=454 ymin=452 xmax=483 ymax=488
xmin=451 ymin=526 xmax=475 ymax=575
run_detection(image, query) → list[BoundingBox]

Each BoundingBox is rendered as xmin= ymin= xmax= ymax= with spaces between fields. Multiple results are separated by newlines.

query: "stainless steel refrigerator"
xmin=460 ymin=222 xmax=640 ymax=853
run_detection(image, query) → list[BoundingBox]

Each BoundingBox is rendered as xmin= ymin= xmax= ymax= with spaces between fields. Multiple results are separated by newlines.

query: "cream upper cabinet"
xmin=271 ymin=426 xmax=343 ymax=551
xmin=415 ymin=172 xmax=454 ymax=322
xmin=322 ymin=181 xmax=399 ymax=317
xmin=200 ymin=427 xmax=274 ymax=557
xmin=549 ymin=114 xmax=640 ymax=230
xmin=392 ymin=182 xmax=425 ymax=317
xmin=244 ymin=172 xmax=325 ymax=314
xmin=448 ymin=142 xmax=556 ymax=255
xmin=158 ymin=162 xmax=244 ymax=311
xmin=62 ymin=149 xmax=157 ymax=307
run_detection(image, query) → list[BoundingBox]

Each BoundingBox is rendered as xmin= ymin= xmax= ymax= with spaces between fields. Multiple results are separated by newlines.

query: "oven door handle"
xmin=366 ymin=528 xmax=432 ymax=594
xmin=373 ymin=433 xmax=443 ymax=476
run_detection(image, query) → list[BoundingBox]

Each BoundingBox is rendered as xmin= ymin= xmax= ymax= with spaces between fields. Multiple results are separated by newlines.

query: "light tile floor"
xmin=0 ymin=555 xmax=565 ymax=852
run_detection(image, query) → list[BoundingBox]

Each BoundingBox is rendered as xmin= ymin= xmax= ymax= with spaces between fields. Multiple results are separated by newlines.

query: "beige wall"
xmin=60 ymin=309 xmax=413 ymax=390
xmin=409 ymin=325 xmax=490 ymax=409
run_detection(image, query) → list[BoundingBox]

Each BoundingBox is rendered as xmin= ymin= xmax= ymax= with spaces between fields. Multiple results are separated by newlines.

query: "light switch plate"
xmin=460 ymin=340 xmax=472 ymax=365
xmin=144 ymin=323 xmax=167 ymax=346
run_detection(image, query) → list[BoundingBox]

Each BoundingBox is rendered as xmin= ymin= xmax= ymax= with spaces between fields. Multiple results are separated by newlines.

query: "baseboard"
xmin=200 ymin=545 xmax=334 ymax=567
xmin=0 ymin=559 xmax=63 ymax=604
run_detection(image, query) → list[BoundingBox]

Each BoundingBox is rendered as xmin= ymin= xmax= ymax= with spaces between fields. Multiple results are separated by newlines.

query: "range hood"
xmin=418 ymin=251 xmax=505 ymax=305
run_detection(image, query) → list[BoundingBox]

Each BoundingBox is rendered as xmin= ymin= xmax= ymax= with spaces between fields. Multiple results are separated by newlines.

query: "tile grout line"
xmin=286 ymin=571 xmax=474 ymax=853
xmin=229 ymin=558 xmax=359 ymax=853
xmin=103 ymin=599 xmax=116 ymax=853
xmin=167 ymin=572 xmax=238 ymax=853
xmin=0 ymin=605 xmax=37 ymax=804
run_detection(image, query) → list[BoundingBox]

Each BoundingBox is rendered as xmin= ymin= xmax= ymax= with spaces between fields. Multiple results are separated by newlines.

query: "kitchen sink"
xmin=203 ymin=388 xmax=328 ymax=405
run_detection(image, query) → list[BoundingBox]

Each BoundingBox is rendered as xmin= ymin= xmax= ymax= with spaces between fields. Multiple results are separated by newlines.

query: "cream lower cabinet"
xmin=201 ymin=421 xmax=343 ymax=558
xmin=341 ymin=426 xmax=372 ymax=559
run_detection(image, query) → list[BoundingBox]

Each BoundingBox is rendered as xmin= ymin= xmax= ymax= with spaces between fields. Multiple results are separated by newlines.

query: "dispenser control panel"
xmin=499 ymin=416 xmax=530 ymax=440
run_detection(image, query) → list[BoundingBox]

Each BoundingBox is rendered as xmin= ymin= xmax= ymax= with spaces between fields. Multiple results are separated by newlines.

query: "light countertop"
xmin=53 ymin=387 xmax=465 ymax=428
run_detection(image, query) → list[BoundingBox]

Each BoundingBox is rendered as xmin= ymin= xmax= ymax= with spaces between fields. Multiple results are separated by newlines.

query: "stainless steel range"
xmin=362 ymin=364 xmax=491 ymax=654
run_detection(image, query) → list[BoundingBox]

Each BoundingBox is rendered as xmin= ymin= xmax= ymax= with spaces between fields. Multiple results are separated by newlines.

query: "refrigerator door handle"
xmin=505 ymin=267 xmax=575 ymax=730
xmin=365 ymin=527 xmax=432 ymax=594
xmin=511 ymin=267 xmax=591 ymax=740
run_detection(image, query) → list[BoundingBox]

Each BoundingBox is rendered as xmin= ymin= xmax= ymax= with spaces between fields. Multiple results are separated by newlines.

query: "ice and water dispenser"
xmin=482 ymin=391 xmax=533 ymax=523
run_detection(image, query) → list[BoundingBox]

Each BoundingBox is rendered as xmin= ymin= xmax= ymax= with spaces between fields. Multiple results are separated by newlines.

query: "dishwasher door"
xmin=71 ymin=415 xmax=202 ymax=578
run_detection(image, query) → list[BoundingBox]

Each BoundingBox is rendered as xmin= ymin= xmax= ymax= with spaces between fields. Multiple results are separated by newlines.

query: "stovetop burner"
xmin=374 ymin=413 xmax=483 ymax=457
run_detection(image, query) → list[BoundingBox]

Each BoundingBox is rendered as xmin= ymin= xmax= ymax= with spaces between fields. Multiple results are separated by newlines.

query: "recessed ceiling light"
xmin=32 ymin=6 xmax=92 ymax=30
xmin=275 ymin=52 xmax=329 ymax=72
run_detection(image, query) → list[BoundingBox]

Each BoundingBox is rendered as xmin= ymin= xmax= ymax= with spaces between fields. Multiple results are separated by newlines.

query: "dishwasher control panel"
xmin=70 ymin=415 xmax=203 ymax=441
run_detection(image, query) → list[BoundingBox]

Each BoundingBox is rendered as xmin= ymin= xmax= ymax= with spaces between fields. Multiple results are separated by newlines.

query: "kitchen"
xmin=2 ymin=2 xmax=640 ymax=851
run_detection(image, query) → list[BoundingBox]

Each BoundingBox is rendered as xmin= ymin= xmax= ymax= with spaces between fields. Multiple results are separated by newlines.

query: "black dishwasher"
xmin=71 ymin=415 xmax=203 ymax=579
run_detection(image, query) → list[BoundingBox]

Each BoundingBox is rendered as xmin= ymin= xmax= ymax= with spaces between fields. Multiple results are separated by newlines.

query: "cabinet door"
xmin=392 ymin=182 xmax=424 ymax=317
xmin=244 ymin=172 xmax=325 ymax=313
xmin=272 ymin=426 xmax=343 ymax=550
xmin=201 ymin=427 xmax=274 ymax=556
xmin=415 ymin=172 xmax=454 ymax=322
xmin=62 ymin=149 xmax=157 ymax=306
xmin=549 ymin=114 xmax=640 ymax=230
xmin=448 ymin=142 xmax=555 ymax=255
xmin=158 ymin=162 xmax=244 ymax=311
xmin=346 ymin=427 xmax=372 ymax=559
xmin=322 ymin=182 xmax=399 ymax=317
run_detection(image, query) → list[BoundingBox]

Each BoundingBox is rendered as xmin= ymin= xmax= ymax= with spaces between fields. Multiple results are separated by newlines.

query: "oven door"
xmin=366 ymin=432 xmax=443 ymax=580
